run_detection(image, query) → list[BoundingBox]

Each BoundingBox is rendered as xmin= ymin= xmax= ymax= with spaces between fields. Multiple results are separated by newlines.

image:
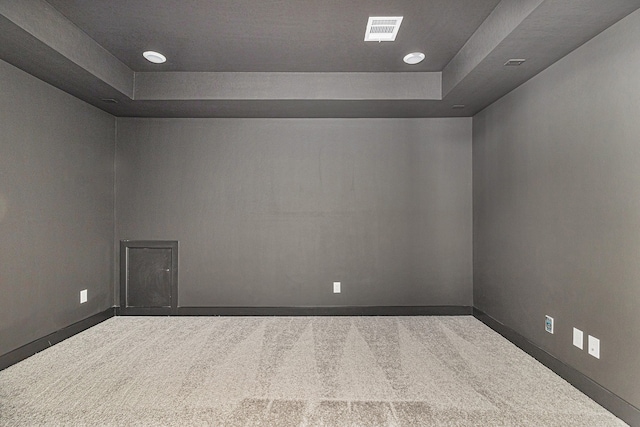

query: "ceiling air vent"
xmin=364 ymin=16 xmax=403 ymax=42
xmin=504 ymin=59 xmax=526 ymax=66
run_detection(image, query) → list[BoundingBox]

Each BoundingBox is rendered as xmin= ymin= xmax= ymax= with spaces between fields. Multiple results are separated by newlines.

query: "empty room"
xmin=1 ymin=0 xmax=639 ymax=425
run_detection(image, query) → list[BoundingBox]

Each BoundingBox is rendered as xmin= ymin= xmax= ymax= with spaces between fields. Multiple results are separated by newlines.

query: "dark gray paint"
xmin=0 ymin=59 xmax=115 ymax=356
xmin=116 ymin=118 xmax=472 ymax=307
xmin=473 ymin=9 xmax=640 ymax=409
xmin=442 ymin=0 xmax=544 ymax=96
xmin=46 ymin=0 xmax=500 ymax=73
xmin=0 ymin=0 xmax=133 ymax=97
xmin=0 ymin=13 xmax=132 ymax=108
xmin=3 ymin=1 xmax=638 ymax=118
xmin=133 ymin=72 xmax=442 ymax=101
xmin=444 ymin=0 xmax=640 ymax=112
xmin=115 ymin=100 xmax=448 ymax=119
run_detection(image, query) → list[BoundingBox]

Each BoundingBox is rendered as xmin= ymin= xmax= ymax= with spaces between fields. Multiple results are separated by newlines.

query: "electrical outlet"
xmin=80 ymin=289 xmax=87 ymax=304
xmin=573 ymin=328 xmax=584 ymax=349
xmin=545 ymin=315 xmax=554 ymax=334
xmin=333 ymin=282 xmax=341 ymax=293
xmin=588 ymin=335 xmax=600 ymax=359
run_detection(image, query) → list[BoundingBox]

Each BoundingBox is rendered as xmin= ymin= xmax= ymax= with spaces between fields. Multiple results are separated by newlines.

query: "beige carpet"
xmin=0 ymin=316 xmax=627 ymax=426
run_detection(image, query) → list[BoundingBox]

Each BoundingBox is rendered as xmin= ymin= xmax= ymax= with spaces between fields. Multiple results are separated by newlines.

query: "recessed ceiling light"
xmin=403 ymin=52 xmax=425 ymax=65
xmin=143 ymin=51 xmax=166 ymax=64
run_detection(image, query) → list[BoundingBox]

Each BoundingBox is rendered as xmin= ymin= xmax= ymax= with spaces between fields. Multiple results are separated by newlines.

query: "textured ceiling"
xmin=1 ymin=0 xmax=639 ymax=118
xmin=45 ymin=0 xmax=501 ymax=72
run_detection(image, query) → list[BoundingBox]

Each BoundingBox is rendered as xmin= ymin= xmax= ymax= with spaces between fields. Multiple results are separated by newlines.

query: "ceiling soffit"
xmin=0 ymin=0 xmax=639 ymax=118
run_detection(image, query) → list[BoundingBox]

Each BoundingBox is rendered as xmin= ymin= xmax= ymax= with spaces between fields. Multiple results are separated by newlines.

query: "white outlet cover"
xmin=588 ymin=335 xmax=600 ymax=359
xmin=80 ymin=289 xmax=87 ymax=304
xmin=573 ymin=328 xmax=584 ymax=349
xmin=333 ymin=282 xmax=341 ymax=293
xmin=545 ymin=315 xmax=554 ymax=334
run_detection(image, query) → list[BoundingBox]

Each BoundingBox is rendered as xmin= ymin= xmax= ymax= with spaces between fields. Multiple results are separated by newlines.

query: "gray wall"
xmin=473 ymin=9 xmax=640 ymax=409
xmin=0 ymin=59 xmax=115 ymax=356
xmin=116 ymin=118 xmax=472 ymax=307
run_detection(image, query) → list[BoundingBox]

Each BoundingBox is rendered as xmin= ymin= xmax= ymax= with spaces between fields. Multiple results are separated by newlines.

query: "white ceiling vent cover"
xmin=364 ymin=16 xmax=403 ymax=42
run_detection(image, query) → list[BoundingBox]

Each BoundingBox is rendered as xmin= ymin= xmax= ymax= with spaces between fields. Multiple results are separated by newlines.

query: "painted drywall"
xmin=0 ymin=59 xmax=115 ymax=356
xmin=473 ymin=9 xmax=640 ymax=409
xmin=116 ymin=118 xmax=472 ymax=307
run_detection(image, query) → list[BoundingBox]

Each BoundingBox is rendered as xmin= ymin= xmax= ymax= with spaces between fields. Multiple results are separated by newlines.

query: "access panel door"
xmin=120 ymin=241 xmax=178 ymax=315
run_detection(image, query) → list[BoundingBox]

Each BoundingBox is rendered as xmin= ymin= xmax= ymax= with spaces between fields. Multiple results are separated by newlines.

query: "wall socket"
xmin=545 ymin=315 xmax=554 ymax=334
xmin=80 ymin=289 xmax=87 ymax=304
xmin=333 ymin=282 xmax=341 ymax=293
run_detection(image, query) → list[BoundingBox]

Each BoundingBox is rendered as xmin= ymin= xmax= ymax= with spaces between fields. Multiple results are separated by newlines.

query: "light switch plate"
xmin=80 ymin=289 xmax=88 ymax=304
xmin=573 ymin=328 xmax=584 ymax=349
xmin=333 ymin=282 xmax=341 ymax=293
xmin=588 ymin=335 xmax=600 ymax=359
